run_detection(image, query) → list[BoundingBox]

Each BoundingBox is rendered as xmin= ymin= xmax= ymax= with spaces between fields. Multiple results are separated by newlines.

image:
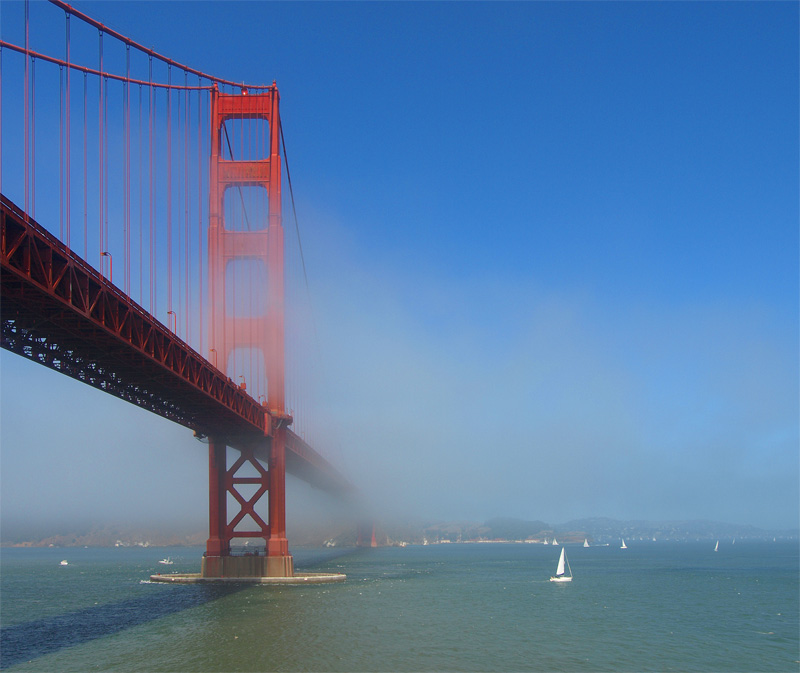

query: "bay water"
xmin=1 ymin=541 xmax=797 ymax=671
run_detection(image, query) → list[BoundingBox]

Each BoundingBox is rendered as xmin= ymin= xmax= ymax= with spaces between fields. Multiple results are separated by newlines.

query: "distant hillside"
xmin=1 ymin=526 xmax=206 ymax=548
xmin=559 ymin=517 xmax=794 ymax=543
xmin=369 ymin=517 xmax=796 ymax=546
xmin=2 ymin=516 xmax=795 ymax=548
xmin=483 ymin=517 xmax=551 ymax=541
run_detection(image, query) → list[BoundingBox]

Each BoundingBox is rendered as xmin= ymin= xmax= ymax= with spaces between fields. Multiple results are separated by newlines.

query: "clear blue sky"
xmin=1 ymin=1 xmax=797 ymax=538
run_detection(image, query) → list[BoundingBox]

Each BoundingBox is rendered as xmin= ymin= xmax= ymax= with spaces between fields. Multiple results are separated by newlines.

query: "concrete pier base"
xmin=200 ymin=554 xmax=294 ymax=579
xmin=150 ymin=553 xmax=345 ymax=584
xmin=267 ymin=555 xmax=294 ymax=578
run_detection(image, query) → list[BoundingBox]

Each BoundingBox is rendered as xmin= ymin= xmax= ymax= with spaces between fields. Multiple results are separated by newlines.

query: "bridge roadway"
xmin=0 ymin=195 xmax=352 ymax=496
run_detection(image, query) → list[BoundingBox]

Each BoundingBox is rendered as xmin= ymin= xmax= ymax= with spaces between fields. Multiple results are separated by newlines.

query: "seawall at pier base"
xmin=150 ymin=571 xmax=346 ymax=584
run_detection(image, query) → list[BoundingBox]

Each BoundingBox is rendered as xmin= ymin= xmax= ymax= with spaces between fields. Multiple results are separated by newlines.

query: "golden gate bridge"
xmin=0 ymin=0 xmax=359 ymax=579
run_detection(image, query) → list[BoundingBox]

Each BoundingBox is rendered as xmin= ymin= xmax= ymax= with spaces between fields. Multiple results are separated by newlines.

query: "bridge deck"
xmin=0 ymin=195 xmax=352 ymax=496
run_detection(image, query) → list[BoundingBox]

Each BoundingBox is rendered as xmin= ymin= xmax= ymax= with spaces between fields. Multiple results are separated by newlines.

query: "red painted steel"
xmin=357 ymin=521 xmax=378 ymax=548
xmin=3 ymin=2 xmax=356 ymax=579
xmin=206 ymin=87 xmax=293 ymax=571
xmin=48 ymin=0 xmax=274 ymax=90
xmin=0 ymin=195 xmax=352 ymax=496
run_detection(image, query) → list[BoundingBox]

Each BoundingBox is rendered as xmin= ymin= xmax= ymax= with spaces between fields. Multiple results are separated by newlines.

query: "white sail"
xmin=552 ymin=537 xmax=559 ymax=546
xmin=550 ymin=547 xmax=572 ymax=582
xmin=583 ymin=538 xmax=589 ymax=547
xmin=556 ymin=547 xmax=566 ymax=575
xmin=714 ymin=540 xmax=719 ymax=552
xmin=620 ymin=538 xmax=627 ymax=549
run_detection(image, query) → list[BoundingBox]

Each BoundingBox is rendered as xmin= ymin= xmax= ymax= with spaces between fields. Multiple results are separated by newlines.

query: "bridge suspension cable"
xmin=2 ymin=0 xmax=219 ymax=364
xmin=2 ymin=0 xmax=356 ymax=578
xmin=0 ymin=42 xmax=214 ymax=90
xmin=47 ymin=0 xmax=274 ymax=91
xmin=2 ymin=0 xmax=334 ymax=457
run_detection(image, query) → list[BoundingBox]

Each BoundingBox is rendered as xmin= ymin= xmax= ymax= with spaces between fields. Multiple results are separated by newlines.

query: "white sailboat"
xmin=543 ymin=539 xmax=549 ymax=545
xmin=552 ymin=537 xmax=559 ymax=546
xmin=549 ymin=547 xmax=573 ymax=583
xmin=583 ymin=538 xmax=589 ymax=547
xmin=714 ymin=540 xmax=719 ymax=552
xmin=620 ymin=538 xmax=627 ymax=549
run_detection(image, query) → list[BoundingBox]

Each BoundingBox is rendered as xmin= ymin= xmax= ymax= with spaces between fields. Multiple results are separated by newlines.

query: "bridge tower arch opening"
xmin=203 ymin=84 xmax=293 ymax=578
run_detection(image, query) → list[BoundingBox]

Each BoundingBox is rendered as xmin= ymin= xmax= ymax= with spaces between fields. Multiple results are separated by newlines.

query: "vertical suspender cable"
xmin=125 ymin=45 xmax=130 ymax=295
xmin=197 ymin=78 xmax=203 ymax=357
xmin=98 ymin=30 xmax=103 ymax=264
xmin=153 ymin=77 xmax=158 ymax=318
xmin=231 ymin=111 xmax=237 ymax=380
xmin=24 ymin=0 xmax=29 ymax=218
xmin=0 ymin=47 xmax=3 ymax=193
xmin=57 ymin=66 xmax=62 ymax=238
xmin=65 ymin=14 xmax=70 ymax=246
xmin=175 ymin=78 xmax=181 ymax=333
xmin=246 ymin=95 xmax=251 ymax=392
xmin=175 ymin=82 xmax=180 ymax=333
xmin=138 ymin=83 xmax=143 ymax=304
xmin=259 ymin=102 xmax=264 ymax=398
xmin=31 ymin=57 xmax=35 ymax=219
xmin=167 ymin=64 xmax=172 ymax=323
xmin=60 ymin=64 xmax=63 ymax=237
xmin=185 ymin=72 xmax=190 ymax=342
xmin=0 ymin=46 xmax=3 ymax=193
xmin=103 ymin=73 xmax=108 ymax=265
xmin=83 ymin=72 xmax=87 ymax=259
xmin=178 ymin=76 xmax=183 ymax=337
xmin=148 ymin=55 xmax=154 ymax=313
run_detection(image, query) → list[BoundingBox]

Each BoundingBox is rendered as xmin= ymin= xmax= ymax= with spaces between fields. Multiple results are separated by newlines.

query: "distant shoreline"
xmin=2 ymin=516 xmax=796 ymax=548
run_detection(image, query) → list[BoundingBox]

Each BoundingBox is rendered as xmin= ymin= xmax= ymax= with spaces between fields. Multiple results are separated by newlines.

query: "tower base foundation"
xmin=200 ymin=554 xmax=294 ymax=578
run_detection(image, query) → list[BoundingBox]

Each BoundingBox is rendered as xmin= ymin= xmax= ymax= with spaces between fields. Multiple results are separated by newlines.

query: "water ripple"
xmin=0 ymin=584 xmax=241 ymax=669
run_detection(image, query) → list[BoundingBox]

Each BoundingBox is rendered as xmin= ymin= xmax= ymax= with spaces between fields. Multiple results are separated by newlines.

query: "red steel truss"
xmin=0 ymin=194 xmax=351 ymax=497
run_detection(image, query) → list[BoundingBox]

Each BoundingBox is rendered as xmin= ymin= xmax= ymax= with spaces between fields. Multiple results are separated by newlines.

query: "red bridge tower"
xmin=202 ymin=85 xmax=293 ymax=578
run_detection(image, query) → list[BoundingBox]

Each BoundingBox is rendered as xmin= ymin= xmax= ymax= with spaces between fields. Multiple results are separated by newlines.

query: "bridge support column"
xmin=357 ymin=521 xmax=378 ymax=547
xmin=266 ymin=424 xmax=293 ymax=577
xmin=205 ymin=439 xmax=228 ymax=558
xmin=202 ymin=438 xmax=229 ymax=578
xmin=201 ymin=434 xmax=293 ymax=578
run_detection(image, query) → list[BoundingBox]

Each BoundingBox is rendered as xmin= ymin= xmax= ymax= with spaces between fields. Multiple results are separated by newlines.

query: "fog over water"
xmin=1 ymin=1 xmax=798 ymax=539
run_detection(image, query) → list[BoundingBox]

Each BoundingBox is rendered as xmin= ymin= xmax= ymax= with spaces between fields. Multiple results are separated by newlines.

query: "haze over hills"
xmin=357 ymin=517 xmax=797 ymax=547
xmin=2 ymin=517 xmax=795 ymax=548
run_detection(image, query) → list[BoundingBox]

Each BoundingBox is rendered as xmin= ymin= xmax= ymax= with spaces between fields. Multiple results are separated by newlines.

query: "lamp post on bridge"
xmin=100 ymin=251 xmax=112 ymax=283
